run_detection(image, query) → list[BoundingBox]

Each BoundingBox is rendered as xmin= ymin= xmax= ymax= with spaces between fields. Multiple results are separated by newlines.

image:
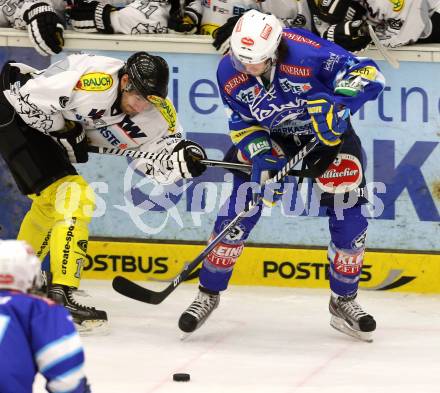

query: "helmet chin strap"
xmin=258 ymin=60 xmax=276 ymax=89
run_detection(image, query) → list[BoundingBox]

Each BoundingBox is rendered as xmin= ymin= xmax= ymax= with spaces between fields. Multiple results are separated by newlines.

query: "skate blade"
xmin=330 ymin=316 xmax=373 ymax=343
xmin=76 ymin=319 xmax=109 ymax=336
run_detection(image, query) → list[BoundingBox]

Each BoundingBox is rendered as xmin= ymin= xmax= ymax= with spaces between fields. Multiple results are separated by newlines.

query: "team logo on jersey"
xmin=388 ymin=18 xmax=403 ymax=30
xmin=59 ymin=96 xmax=69 ymax=108
xmin=316 ymin=153 xmax=363 ymax=193
xmin=224 ymin=73 xmax=249 ymax=95
xmin=280 ymin=64 xmax=312 ymax=78
xmin=282 ymin=31 xmax=321 ymax=48
xmin=236 ymin=85 xmax=261 ymax=103
xmin=292 ymin=14 xmax=307 ymax=27
xmin=75 ymin=73 xmax=113 ymax=92
xmin=279 ymin=79 xmax=312 ymax=94
xmin=390 ymin=0 xmax=404 ymax=12
xmin=323 ymin=53 xmax=341 ymax=72
xmin=349 ymin=66 xmax=377 ymax=81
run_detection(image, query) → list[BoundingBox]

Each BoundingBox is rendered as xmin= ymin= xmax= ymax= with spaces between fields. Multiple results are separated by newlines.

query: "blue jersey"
xmin=217 ymin=28 xmax=385 ymax=159
xmin=0 ymin=290 xmax=87 ymax=393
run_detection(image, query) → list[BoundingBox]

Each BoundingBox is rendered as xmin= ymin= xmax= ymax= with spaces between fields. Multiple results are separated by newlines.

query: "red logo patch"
xmin=333 ymin=251 xmax=363 ymax=276
xmin=241 ymin=37 xmax=254 ymax=46
xmin=280 ymin=64 xmax=312 ymax=78
xmin=316 ymin=154 xmax=362 ymax=193
xmin=0 ymin=274 xmax=14 ymax=285
xmin=260 ymin=24 xmax=272 ymax=40
xmin=207 ymin=241 xmax=244 ymax=268
xmin=224 ymin=73 xmax=249 ymax=95
xmin=282 ymin=32 xmax=321 ymax=48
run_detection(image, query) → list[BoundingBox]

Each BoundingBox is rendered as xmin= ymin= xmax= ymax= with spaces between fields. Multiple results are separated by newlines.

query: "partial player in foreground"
xmin=178 ymin=10 xmax=385 ymax=342
xmin=0 ymin=51 xmax=206 ymax=332
xmin=0 ymin=240 xmax=91 ymax=393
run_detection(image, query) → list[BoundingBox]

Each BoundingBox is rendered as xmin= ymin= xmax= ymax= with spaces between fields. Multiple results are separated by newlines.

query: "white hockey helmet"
xmin=0 ymin=240 xmax=41 ymax=292
xmin=230 ymin=9 xmax=283 ymax=67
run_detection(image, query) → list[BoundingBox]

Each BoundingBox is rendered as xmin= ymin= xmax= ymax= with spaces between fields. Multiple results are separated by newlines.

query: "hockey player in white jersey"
xmin=175 ymin=0 xmax=307 ymax=37
xmin=0 ymin=240 xmax=91 ymax=393
xmin=69 ymin=0 xmax=182 ymax=34
xmin=0 ymin=52 xmax=207 ymax=331
xmin=364 ymin=0 xmax=440 ymax=46
xmin=0 ymin=0 xmax=66 ymax=55
xmin=312 ymin=0 xmax=440 ymax=48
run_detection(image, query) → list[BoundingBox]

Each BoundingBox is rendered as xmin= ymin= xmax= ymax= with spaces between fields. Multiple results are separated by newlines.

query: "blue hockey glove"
xmin=306 ymin=93 xmax=349 ymax=146
xmin=251 ymin=153 xmax=288 ymax=207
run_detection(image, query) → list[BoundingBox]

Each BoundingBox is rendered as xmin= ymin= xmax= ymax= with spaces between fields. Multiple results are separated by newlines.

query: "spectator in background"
xmin=0 ymin=240 xmax=91 ymax=393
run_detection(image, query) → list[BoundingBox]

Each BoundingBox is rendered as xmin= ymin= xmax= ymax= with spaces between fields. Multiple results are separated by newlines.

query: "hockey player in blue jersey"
xmin=0 ymin=240 xmax=91 ymax=393
xmin=179 ymin=9 xmax=385 ymax=342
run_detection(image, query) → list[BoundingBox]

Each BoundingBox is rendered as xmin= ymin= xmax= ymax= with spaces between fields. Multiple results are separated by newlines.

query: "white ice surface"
xmin=34 ymin=280 xmax=440 ymax=393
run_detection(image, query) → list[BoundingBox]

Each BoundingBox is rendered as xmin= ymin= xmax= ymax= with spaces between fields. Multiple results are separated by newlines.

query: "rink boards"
xmin=82 ymin=239 xmax=440 ymax=293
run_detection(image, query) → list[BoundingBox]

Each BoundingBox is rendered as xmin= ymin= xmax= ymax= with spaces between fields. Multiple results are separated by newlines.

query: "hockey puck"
xmin=173 ymin=373 xmax=190 ymax=382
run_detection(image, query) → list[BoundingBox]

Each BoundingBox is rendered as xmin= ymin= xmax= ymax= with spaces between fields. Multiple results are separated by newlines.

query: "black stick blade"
xmin=112 ymin=276 xmax=165 ymax=305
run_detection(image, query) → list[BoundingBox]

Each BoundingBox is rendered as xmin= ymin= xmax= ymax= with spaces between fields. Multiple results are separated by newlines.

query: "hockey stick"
xmin=368 ymin=24 xmax=400 ymax=69
xmin=87 ymin=145 xmax=252 ymax=174
xmin=112 ymin=137 xmax=319 ymax=305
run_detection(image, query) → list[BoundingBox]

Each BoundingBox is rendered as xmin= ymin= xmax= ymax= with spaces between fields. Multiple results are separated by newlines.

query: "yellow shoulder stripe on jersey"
xmin=74 ymin=73 xmax=113 ymax=92
xmin=147 ymin=95 xmax=177 ymax=134
xmin=350 ymin=66 xmax=377 ymax=81
xmin=231 ymin=126 xmax=266 ymax=145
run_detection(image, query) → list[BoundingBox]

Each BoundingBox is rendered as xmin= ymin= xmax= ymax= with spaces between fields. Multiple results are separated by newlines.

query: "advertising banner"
xmin=83 ymin=239 xmax=440 ymax=293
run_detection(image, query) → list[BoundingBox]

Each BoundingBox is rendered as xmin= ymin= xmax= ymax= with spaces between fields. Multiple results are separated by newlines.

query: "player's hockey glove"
xmin=52 ymin=120 xmax=89 ymax=163
xmin=324 ymin=20 xmax=371 ymax=52
xmin=250 ymin=147 xmax=288 ymax=208
xmin=212 ymin=15 xmax=241 ymax=54
xmin=24 ymin=3 xmax=64 ymax=56
xmin=307 ymin=93 xmax=349 ymax=147
xmin=170 ymin=140 xmax=207 ymax=178
xmin=70 ymin=0 xmax=116 ymax=34
xmin=168 ymin=6 xmax=201 ymax=34
xmin=316 ymin=0 xmax=366 ymax=24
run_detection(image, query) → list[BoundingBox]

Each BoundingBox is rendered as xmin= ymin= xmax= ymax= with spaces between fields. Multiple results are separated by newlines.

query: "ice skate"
xmin=48 ymin=284 xmax=108 ymax=334
xmin=329 ymin=292 xmax=376 ymax=343
xmin=178 ymin=286 xmax=220 ymax=334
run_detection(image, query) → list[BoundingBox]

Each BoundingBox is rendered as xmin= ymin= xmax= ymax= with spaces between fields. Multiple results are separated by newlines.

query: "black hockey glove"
xmin=212 ymin=15 xmax=240 ymax=54
xmin=70 ymin=0 xmax=116 ymax=34
xmin=52 ymin=121 xmax=89 ymax=163
xmin=324 ymin=20 xmax=371 ymax=52
xmin=316 ymin=0 xmax=367 ymax=24
xmin=24 ymin=3 xmax=64 ymax=56
xmin=168 ymin=6 xmax=201 ymax=34
xmin=171 ymin=140 xmax=207 ymax=178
